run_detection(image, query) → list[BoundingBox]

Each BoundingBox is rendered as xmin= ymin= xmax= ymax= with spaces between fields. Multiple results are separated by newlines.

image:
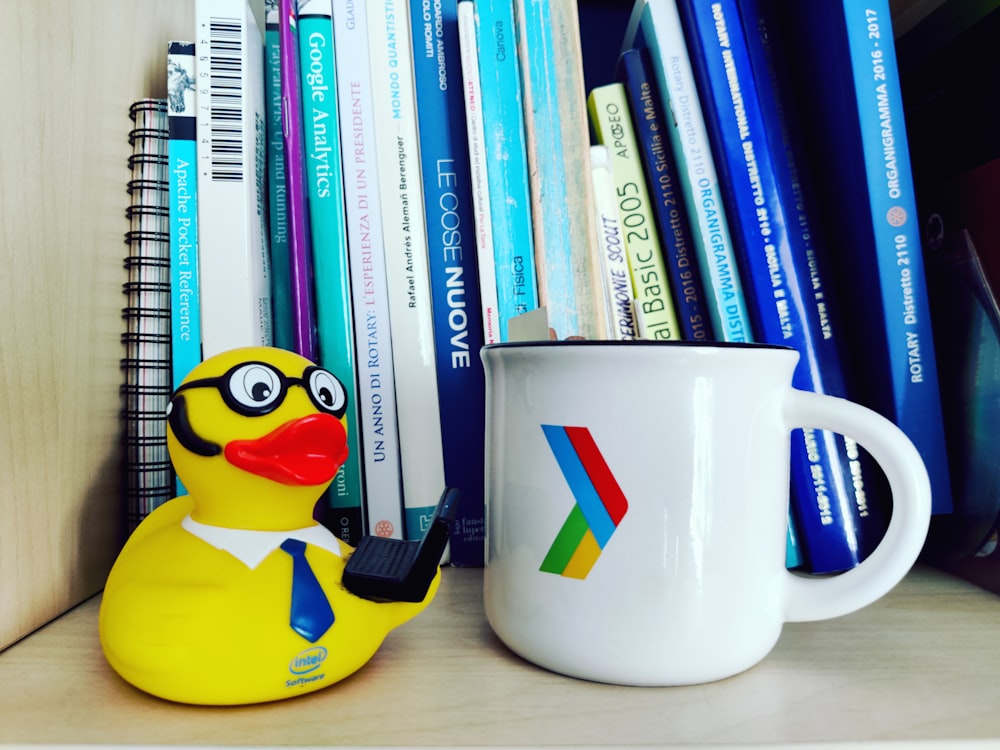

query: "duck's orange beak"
xmin=223 ymin=413 xmax=348 ymax=486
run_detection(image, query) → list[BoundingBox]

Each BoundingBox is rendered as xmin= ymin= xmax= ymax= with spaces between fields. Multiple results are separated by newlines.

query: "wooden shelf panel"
xmin=1 ymin=565 xmax=999 ymax=746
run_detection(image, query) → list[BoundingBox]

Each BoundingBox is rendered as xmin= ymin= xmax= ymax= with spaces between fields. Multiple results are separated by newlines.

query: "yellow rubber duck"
xmin=99 ymin=346 xmax=442 ymax=705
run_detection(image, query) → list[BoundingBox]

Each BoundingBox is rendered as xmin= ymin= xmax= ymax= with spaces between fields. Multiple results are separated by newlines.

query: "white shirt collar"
xmin=181 ymin=514 xmax=343 ymax=569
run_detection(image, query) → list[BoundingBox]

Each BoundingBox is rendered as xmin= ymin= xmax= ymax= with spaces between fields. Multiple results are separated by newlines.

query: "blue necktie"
xmin=280 ymin=538 xmax=335 ymax=643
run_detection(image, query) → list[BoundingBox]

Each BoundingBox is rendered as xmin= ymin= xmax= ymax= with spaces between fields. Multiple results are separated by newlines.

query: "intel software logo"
xmin=289 ymin=646 xmax=328 ymax=675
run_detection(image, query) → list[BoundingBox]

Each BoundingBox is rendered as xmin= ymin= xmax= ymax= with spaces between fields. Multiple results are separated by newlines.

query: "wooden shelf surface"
xmin=2 ymin=565 xmax=1000 ymax=747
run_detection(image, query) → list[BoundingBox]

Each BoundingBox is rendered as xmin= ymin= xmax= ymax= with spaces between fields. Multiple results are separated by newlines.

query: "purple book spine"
xmin=280 ymin=0 xmax=317 ymax=360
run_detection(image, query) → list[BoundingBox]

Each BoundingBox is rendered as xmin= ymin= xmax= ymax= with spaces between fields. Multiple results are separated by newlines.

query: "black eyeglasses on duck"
xmin=171 ymin=361 xmax=348 ymax=418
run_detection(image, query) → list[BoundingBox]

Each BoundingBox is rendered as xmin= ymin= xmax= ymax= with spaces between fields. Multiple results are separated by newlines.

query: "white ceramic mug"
xmin=481 ymin=341 xmax=931 ymax=686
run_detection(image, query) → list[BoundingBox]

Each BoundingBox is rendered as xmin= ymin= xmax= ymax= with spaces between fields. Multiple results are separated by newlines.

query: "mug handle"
xmin=780 ymin=389 xmax=932 ymax=622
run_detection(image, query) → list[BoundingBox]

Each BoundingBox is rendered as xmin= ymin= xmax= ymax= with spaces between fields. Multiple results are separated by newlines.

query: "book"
xmin=194 ymin=0 xmax=273 ymax=357
xmin=123 ymin=99 xmax=175 ymax=533
xmin=457 ymin=0 xmax=500 ymax=345
xmin=589 ymin=144 xmax=639 ymax=340
xmin=621 ymin=0 xmax=753 ymax=343
xmin=167 ymin=41 xmax=202 ymax=498
xmin=166 ymin=42 xmax=202 ymax=391
xmin=921 ymin=228 xmax=1000 ymax=563
xmin=471 ymin=0 xmax=540 ymax=341
xmin=616 ymin=46 xmax=713 ymax=342
xmin=297 ymin=0 xmax=363 ymax=544
xmin=675 ymin=0 xmax=886 ymax=572
xmin=264 ymin=0 xmax=295 ymax=351
xmin=368 ymin=0 xmax=447 ymax=541
xmin=587 ymin=82 xmax=681 ymax=341
xmin=514 ymin=0 xmax=607 ymax=340
xmin=279 ymin=0 xmax=318 ymax=360
xmin=333 ymin=0 xmax=405 ymax=539
xmin=772 ymin=0 xmax=953 ymax=518
xmin=410 ymin=0 xmax=488 ymax=562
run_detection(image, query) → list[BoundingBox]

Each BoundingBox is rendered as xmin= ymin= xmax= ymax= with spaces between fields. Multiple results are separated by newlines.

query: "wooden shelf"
xmin=2 ymin=565 xmax=1000 ymax=747
xmin=3 ymin=1 xmax=998 ymax=747
xmin=0 ymin=0 xmax=197 ymax=651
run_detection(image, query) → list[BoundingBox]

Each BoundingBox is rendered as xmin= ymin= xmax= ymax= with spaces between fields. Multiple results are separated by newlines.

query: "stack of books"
xmin=126 ymin=0 xmax=969 ymax=574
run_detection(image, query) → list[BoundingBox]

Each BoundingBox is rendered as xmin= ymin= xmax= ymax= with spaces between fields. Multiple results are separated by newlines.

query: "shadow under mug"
xmin=481 ymin=340 xmax=932 ymax=686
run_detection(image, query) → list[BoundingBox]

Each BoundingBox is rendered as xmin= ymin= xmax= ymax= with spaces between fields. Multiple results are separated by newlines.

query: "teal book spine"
xmin=473 ymin=0 xmax=539 ymax=341
xmin=167 ymin=41 xmax=202 ymax=389
xmin=297 ymin=0 xmax=364 ymax=544
xmin=167 ymin=41 xmax=202 ymax=498
xmin=517 ymin=0 xmax=572 ymax=338
xmin=513 ymin=0 xmax=606 ymax=341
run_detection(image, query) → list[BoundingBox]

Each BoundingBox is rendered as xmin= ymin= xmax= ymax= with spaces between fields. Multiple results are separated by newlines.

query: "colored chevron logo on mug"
xmin=539 ymin=424 xmax=629 ymax=580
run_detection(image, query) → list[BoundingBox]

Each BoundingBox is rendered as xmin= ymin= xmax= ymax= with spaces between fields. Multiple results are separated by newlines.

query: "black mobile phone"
xmin=342 ymin=487 xmax=460 ymax=602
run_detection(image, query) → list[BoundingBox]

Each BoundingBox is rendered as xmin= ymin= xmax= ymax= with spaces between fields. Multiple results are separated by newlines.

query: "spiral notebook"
xmin=122 ymin=99 xmax=174 ymax=533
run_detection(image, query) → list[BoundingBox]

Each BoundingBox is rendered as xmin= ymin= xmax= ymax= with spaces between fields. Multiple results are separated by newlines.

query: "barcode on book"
xmin=206 ymin=17 xmax=244 ymax=182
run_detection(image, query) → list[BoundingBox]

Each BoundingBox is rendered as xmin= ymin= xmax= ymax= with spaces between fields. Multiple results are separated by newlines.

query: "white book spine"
xmin=194 ymin=0 xmax=273 ymax=358
xmin=333 ymin=0 xmax=405 ymax=539
xmin=457 ymin=1 xmax=500 ymax=346
xmin=589 ymin=145 xmax=637 ymax=340
xmin=367 ymin=0 xmax=446 ymax=527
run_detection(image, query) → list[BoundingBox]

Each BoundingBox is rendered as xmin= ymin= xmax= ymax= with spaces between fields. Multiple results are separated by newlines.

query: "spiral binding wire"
xmin=122 ymin=98 xmax=174 ymax=532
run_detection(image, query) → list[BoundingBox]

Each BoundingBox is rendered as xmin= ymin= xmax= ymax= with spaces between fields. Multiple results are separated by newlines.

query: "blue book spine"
xmin=840 ymin=0 xmax=952 ymax=516
xmin=410 ymin=0 xmax=488 ymax=563
xmin=473 ymin=0 xmax=539 ymax=341
xmin=680 ymin=0 xmax=887 ymax=572
xmin=265 ymin=5 xmax=295 ymax=352
xmin=739 ymin=0 xmax=887 ymax=571
xmin=775 ymin=0 xmax=953 ymax=517
xmin=297 ymin=0 xmax=364 ymax=545
xmin=623 ymin=0 xmax=754 ymax=343
xmin=167 ymin=41 xmax=202 ymax=498
xmin=616 ymin=47 xmax=714 ymax=342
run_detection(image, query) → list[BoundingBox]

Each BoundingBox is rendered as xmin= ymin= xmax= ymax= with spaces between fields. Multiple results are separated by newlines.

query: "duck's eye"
xmin=307 ymin=368 xmax=347 ymax=417
xmin=226 ymin=363 xmax=283 ymax=413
